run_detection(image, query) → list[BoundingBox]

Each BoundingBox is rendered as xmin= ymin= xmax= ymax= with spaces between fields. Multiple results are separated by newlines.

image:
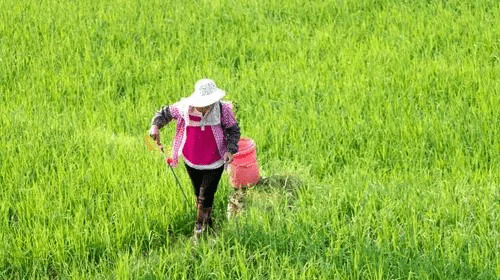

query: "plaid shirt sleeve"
xmin=221 ymin=103 xmax=240 ymax=154
xmin=151 ymin=105 xmax=172 ymax=129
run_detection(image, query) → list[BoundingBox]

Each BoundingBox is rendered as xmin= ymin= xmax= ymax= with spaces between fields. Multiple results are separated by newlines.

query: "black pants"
xmin=185 ymin=164 xmax=224 ymax=208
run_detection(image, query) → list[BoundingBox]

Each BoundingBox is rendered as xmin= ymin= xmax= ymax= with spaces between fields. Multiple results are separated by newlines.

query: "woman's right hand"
xmin=165 ymin=157 xmax=176 ymax=168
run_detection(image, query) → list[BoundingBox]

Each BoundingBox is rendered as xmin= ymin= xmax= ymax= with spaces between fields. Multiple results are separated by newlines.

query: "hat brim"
xmin=187 ymin=89 xmax=225 ymax=107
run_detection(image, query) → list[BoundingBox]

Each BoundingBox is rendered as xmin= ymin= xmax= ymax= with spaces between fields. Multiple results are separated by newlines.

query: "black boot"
xmin=194 ymin=206 xmax=212 ymax=235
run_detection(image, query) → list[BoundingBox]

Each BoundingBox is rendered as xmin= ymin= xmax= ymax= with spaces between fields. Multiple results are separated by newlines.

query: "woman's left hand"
xmin=223 ymin=152 xmax=234 ymax=164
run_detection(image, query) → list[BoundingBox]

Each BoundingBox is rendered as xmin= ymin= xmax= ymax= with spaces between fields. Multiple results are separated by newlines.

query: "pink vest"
xmin=182 ymin=114 xmax=222 ymax=167
xmin=168 ymin=101 xmax=237 ymax=168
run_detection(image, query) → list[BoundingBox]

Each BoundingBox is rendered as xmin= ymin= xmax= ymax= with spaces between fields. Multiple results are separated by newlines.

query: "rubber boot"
xmin=194 ymin=206 xmax=212 ymax=236
xmin=194 ymin=199 xmax=203 ymax=235
xmin=194 ymin=197 xmax=211 ymax=235
xmin=203 ymin=207 xmax=213 ymax=228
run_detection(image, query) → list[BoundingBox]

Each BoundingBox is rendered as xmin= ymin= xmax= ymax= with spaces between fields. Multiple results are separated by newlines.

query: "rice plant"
xmin=0 ymin=0 xmax=499 ymax=278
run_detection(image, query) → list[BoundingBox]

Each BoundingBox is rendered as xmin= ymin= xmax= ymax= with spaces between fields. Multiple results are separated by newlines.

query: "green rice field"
xmin=1 ymin=0 xmax=499 ymax=278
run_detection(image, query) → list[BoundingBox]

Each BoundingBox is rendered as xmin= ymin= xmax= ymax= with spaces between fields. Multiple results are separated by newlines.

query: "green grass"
xmin=1 ymin=0 xmax=499 ymax=279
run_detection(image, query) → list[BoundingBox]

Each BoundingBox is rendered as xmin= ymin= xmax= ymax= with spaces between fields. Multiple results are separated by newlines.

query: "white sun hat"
xmin=185 ymin=79 xmax=226 ymax=107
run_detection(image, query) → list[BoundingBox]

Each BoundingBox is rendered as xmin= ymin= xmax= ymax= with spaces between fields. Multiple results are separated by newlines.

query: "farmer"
xmin=149 ymin=79 xmax=240 ymax=235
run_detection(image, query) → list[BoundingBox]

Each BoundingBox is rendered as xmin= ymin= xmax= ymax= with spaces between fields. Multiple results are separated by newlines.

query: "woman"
xmin=149 ymin=79 xmax=240 ymax=235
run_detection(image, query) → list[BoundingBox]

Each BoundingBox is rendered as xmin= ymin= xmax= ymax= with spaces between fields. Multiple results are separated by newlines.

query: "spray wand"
xmin=144 ymin=134 xmax=189 ymax=204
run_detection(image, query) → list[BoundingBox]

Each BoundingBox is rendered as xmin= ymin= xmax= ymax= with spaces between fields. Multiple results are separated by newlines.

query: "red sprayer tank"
xmin=228 ymin=138 xmax=261 ymax=189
